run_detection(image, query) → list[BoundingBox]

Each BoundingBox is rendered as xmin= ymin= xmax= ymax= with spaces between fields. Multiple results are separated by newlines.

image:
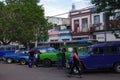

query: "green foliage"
xmin=0 ymin=0 xmax=52 ymax=46
xmin=91 ymin=0 xmax=120 ymax=38
xmin=91 ymin=0 xmax=120 ymax=16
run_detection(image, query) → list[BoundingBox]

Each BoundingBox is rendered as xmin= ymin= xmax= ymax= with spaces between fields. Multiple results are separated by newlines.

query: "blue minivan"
xmin=0 ymin=45 xmax=19 ymax=59
xmin=67 ymin=42 xmax=120 ymax=73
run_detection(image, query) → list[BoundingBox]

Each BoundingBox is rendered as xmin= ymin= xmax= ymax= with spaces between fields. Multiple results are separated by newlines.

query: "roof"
xmin=91 ymin=42 xmax=120 ymax=47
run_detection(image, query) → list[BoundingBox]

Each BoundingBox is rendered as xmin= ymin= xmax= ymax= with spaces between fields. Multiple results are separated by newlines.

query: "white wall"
xmin=47 ymin=17 xmax=63 ymax=25
xmin=95 ymin=32 xmax=120 ymax=42
xmin=71 ymin=15 xmax=91 ymax=32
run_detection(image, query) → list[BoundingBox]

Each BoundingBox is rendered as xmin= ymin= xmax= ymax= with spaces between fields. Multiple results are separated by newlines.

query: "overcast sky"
xmin=0 ymin=0 xmax=92 ymax=18
xmin=39 ymin=0 xmax=92 ymax=18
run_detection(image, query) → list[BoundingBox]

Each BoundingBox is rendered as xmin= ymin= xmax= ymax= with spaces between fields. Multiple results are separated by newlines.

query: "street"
xmin=0 ymin=61 xmax=120 ymax=80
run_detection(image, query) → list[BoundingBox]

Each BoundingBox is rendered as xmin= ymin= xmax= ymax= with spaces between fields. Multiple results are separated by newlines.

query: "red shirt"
xmin=73 ymin=53 xmax=80 ymax=61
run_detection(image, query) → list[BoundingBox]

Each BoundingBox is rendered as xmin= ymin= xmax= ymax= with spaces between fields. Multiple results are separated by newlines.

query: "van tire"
xmin=6 ymin=58 xmax=13 ymax=64
xmin=114 ymin=63 xmax=120 ymax=73
xmin=73 ymin=66 xmax=81 ymax=74
xmin=19 ymin=59 xmax=26 ymax=65
xmin=43 ymin=59 xmax=52 ymax=67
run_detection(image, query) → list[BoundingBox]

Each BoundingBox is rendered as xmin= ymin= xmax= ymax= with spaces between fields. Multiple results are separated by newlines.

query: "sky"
xmin=0 ymin=0 xmax=92 ymax=18
xmin=39 ymin=0 xmax=92 ymax=18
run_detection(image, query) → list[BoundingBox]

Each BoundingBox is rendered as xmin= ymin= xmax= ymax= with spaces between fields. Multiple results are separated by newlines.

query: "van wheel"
xmin=43 ymin=59 xmax=52 ymax=67
xmin=73 ymin=66 xmax=81 ymax=74
xmin=114 ymin=63 xmax=120 ymax=73
xmin=20 ymin=59 xmax=26 ymax=65
xmin=6 ymin=58 xmax=13 ymax=64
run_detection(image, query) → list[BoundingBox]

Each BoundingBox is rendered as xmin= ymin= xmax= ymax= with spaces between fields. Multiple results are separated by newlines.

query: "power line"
xmin=45 ymin=1 xmax=91 ymax=17
xmin=51 ymin=12 xmax=69 ymax=17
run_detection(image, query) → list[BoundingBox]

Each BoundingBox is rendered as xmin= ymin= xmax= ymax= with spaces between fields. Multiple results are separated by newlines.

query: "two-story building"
xmin=69 ymin=7 xmax=92 ymax=40
xmin=69 ymin=6 xmax=120 ymax=42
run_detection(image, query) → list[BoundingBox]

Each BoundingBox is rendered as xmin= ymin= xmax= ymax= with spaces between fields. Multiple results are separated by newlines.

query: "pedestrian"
xmin=61 ymin=48 xmax=66 ymax=67
xmin=56 ymin=49 xmax=63 ymax=69
xmin=35 ymin=50 xmax=41 ymax=67
xmin=68 ymin=47 xmax=82 ymax=78
xmin=28 ymin=48 xmax=35 ymax=68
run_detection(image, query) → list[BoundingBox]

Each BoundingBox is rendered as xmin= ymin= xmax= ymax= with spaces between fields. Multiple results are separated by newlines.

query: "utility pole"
xmin=104 ymin=24 xmax=107 ymax=42
xmin=104 ymin=10 xmax=108 ymax=43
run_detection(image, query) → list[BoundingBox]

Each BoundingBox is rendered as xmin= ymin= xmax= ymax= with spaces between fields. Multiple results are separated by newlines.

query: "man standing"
xmin=28 ymin=48 xmax=35 ymax=68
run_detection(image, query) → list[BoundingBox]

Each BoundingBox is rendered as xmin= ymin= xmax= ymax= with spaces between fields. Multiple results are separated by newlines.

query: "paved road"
xmin=0 ymin=61 xmax=120 ymax=80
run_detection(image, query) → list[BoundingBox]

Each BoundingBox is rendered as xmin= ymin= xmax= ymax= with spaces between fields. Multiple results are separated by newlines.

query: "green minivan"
xmin=37 ymin=46 xmax=88 ymax=67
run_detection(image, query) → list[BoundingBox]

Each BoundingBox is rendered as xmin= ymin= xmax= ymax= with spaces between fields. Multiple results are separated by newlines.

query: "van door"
xmin=102 ymin=46 xmax=118 ymax=68
xmin=84 ymin=47 xmax=105 ymax=69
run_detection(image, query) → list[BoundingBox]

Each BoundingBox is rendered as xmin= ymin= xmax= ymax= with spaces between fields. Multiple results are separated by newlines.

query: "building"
xmin=91 ymin=8 xmax=120 ymax=42
xmin=59 ymin=29 xmax=71 ymax=41
xmin=69 ymin=6 xmax=120 ymax=42
xmin=46 ymin=16 xmax=71 ymax=42
xmin=69 ymin=7 xmax=92 ymax=40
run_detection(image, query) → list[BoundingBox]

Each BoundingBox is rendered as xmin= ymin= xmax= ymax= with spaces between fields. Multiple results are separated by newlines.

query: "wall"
xmin=94 ymin=31 xmax=120 ymax=42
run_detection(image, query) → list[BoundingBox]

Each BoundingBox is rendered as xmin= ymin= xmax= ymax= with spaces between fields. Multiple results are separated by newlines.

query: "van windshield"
xmin=78 ymin=46 xmax=90 ymax=55
xmin=0 ymin=45 xmax=19 ymax=51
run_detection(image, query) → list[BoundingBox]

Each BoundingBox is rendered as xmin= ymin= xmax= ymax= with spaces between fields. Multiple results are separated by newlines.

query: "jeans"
xmin=57 ymin=58 xmax=62 ymax=69
xmin=28 ymin=57 xmax=34 ymax=68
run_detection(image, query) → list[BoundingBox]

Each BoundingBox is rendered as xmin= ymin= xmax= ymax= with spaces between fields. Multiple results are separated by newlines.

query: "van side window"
xmin=78 ymin=47 xmax=84 ymax=52
xmin=12 ymin=47 xmax=16 ymax=50
xmin=106 ymin=46 xmax=117 ymax=54
xmin=0 ymin=47 xmax=4 ymax=50
xmin=6 ymin=47 xmax=11 ymax=50
xmin=68 ymin=48 xmax=73 ymax=52
xmin=117 ymin=47 xmax=120 ymax=53
xmin=93 ymin=47 xmax=103 ymax=54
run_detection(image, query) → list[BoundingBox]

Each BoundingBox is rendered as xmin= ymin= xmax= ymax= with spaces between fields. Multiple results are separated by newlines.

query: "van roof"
xmin=91 ymin=42 xmax=120 ymax=47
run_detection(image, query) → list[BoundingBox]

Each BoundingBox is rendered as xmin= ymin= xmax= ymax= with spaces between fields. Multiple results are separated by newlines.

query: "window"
xmin=93 ymin=47 xmax=103 ymax=54
xmin=118 ymin=47 xmax=120 ymax=53
xmin=78 ymin=47 xmax=89 ymax=53
xmin=94 ymin=15 xmax=100 ymax=26
xmin=74 ymin=19 xmax=79 ymax=32
xmin=6 ymin=47 xmax=11 ymax=50
xmin=47 ymin=47 xmax=56 ymax=52
xmin=0 ymin=47 xmax=4 ymax=50
xmin=78 ymin=47 xmax=84 ymax=52
xmin=106 ymin=46 xmax=117 ymax=54
xmin=93 ymin=35 xmax=96 ymax=39
xmin=82 ymin=18 xmax=88 ymax=28
xmin=113 ymin=12 xmax=120 ymax=20
xmin=68 ymin=48 xmax=73 ymax=52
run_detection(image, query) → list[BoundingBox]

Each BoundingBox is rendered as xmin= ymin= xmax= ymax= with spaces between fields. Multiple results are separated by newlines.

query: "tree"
xmin=91 ymin=0 xmax=120 ymax=16
xmin=0 ymin=1 xmax=17 ymax=45
xmin=0 ymin=0 xmax=52 ymax=47
xmin=91 ymin=0 xmax=120 ymax=26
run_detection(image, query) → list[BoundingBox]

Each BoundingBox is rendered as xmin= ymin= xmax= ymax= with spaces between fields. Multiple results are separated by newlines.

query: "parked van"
xmin=0 ymin=45 xmax=19 ymax=58
xmin=67 ymin=42 xmax=120 ymax=73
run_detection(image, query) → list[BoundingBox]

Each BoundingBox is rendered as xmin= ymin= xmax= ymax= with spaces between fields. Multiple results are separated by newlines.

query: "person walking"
xmin=68 ymin=47 xmax=82 ymax=78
